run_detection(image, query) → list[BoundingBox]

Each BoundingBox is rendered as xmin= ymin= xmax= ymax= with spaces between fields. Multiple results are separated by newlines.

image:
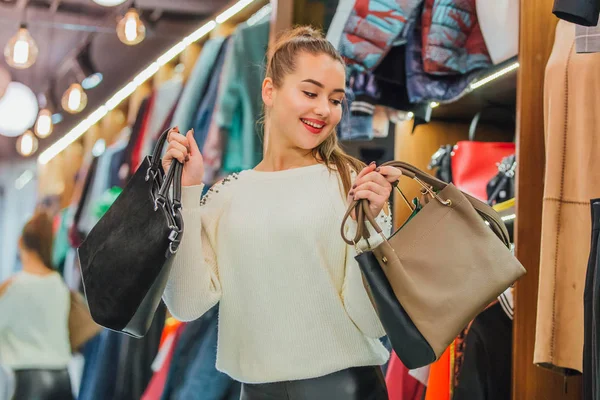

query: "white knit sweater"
xmin=162 ymin=163 xmax=392 ymax=383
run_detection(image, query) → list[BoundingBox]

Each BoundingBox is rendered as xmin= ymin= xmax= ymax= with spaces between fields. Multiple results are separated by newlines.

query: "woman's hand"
xmin=162 ymin=127 xmax=205 ymax=187
xmin=347 ymin=162 xmax=403 ymax=220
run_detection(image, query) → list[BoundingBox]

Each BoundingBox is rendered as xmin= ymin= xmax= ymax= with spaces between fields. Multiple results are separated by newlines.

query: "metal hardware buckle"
xmin=154 ymin=196 xmax=166 ymax=211
xmin=145 ymin=168 xmax=157 ymax=182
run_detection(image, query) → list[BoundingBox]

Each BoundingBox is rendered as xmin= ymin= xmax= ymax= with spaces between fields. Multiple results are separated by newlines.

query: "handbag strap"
xmin=153 ymin=127 xmax=183 ymax=209
xmin=340 ymin=161 xmax=511 ymax=248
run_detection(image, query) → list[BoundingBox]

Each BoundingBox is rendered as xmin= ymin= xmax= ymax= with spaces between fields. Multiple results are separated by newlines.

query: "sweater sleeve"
xmin=162 ymin=184 xmax=223 ymax=321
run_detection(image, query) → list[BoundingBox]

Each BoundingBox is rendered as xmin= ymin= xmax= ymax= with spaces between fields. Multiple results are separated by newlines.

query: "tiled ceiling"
xmin=0 ymin=0 xmax=230 ymax=161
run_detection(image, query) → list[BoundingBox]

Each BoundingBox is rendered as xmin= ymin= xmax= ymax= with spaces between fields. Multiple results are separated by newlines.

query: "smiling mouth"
xmin=300 ymin=118 xmax=325 ymax=130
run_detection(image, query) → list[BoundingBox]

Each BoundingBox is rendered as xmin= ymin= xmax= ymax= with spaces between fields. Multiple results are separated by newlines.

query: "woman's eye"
xmin=303 ymin=91 xmax=317 ymax=98
xmin=331 ymin=99 xmax=342 ymax=106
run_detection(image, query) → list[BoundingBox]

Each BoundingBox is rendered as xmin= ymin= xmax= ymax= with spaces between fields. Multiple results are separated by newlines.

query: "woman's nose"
xmin=314 ymin=100 xmax=330 ymax=119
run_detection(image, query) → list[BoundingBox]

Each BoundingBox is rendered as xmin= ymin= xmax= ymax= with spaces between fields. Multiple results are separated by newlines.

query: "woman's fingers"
xmin=376 ymin=166 xmax=403 ymax=183
xmin=185 ymin=129 xmax=199 ymax=155
xmin=168 ymin=131 xmax=190 ymax=151
xmin=354 ymin=171 xmax=390 ymax=189
xmin=166 ymin=148 xmax=185 ymax=164
xmin=353 ymin=189 xmax=385 ymax=205
xmin=356 ymin=162 xmax=377 ymax=181
xmin=352 ymin=181 xmax=389 ymax=199
xmin=168 ymin=140 xmax=188 ymax=159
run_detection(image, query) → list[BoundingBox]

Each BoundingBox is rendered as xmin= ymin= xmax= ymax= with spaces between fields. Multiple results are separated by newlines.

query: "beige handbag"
xmin=68 ymin=291 xmax=102 ymax=353
xmin=341 ymin=161 xmax=526 ymax=369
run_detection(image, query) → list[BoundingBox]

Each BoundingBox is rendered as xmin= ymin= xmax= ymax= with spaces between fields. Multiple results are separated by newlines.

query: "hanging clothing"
xmin=192 ymin=37 xmax=231 ymax=150
xmin=68 ymin=156 xmax=99 ymax=248
xmin=52 ymin=208 xmax=72 ymax=275
xmin=122 ymin=95 xmax=153 ymax=180
xmin=421 ymin=0 xmax=491 ymax=75
xmin=475 ymin=0 xmax=519 ymax=64
xmin=171 ymin=37 xmax=228 ymax=132
xmin=452 ymin=301 xmax=512 ymax=400
xmin=326 ymin=0 xmax=356 ymax=49
xmin=405 ymin=3 xmax=479 ymax=103
xmin=424 ymin=346 xmax=451 ymax=400
xmin=78 ymin=330 xmax=123 ymax=400
xmin=575 ymin=19 xmax=600 ymax=54
xmin=113 ymin=303 xmax=166 ymax=400
xmin=338 ymin=0 xmax=421 ymax=72
xmin=78 ymin=138 xmax=129 ymax=235
xmin=583 ymin=199 xmax=600 ymax=400
xmin=141 ymin=322 xmax=185 ymax=400
xmin=385 ymin=352 xmax=425 ymax=400
xmin=170 ymin=307 xmax=240 ymax=399
xmin=535 ymin=20 xmax=600 ymax=374
xmin=240 ymin=366 xmax=388 ymax=400
xmin=141 ymin=77 xmax=184 ymax=157
xmin=214 ymin=18 xmax=270 ymax=174
xmin=553 ymin=0 xmax=600 ymax=27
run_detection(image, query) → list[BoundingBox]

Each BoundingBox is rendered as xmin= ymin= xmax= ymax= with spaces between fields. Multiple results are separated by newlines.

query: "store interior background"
xmin=0 ymin=0 xmax=589 ymax=398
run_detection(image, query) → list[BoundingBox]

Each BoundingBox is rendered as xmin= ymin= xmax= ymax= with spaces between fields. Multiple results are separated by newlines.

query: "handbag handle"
xmin=151 ymin=128 xmax=183 ymax=210
xmin=340 ymin=161 xmax=511 ymax=248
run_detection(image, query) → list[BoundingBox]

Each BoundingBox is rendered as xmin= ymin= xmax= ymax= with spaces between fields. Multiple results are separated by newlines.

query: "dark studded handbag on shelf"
xmin=77 ymin=128 xmax=184 ymax=338
xmin=341 ymin=161 xmax=525 ymax=369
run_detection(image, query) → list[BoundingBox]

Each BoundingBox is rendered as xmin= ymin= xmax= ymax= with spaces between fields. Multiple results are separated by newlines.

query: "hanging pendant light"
xmin=61 ymin=83 xmax=87 ymax=114
xmin=4 ymin=24 xmax=38 ymax=69
xmin=16 ymin=130 xmax=38 ymax=157
xmin=116 ymin=9 xmax=146 ymax=46
xmin=34 ymin=108 xmax=53 ymax=138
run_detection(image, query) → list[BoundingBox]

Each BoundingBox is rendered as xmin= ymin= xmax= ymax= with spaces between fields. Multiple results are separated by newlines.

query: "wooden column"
xmin=269 ymin=0 xmax=293 ymax=46
xmin=513 ymin=0 xmax=582 ymax=397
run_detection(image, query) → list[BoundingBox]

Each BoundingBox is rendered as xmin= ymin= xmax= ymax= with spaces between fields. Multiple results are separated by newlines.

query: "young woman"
xmin=0 ymin=211 xmax=73 ymax=400
xmin=162 ymin=26 xmax=402 ymax=399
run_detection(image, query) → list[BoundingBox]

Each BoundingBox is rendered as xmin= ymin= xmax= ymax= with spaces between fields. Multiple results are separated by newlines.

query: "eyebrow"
xmin=301 ymin=79 xmax=345 ymax=94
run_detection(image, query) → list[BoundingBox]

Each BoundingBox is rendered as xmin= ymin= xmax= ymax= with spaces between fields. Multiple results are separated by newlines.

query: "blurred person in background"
xmin=0 ymin=211 xmax=73 ymax=400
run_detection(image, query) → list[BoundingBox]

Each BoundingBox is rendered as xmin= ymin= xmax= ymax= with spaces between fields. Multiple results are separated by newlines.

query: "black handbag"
xmin=77 ymin=128 xmax=184 ymax=338
xmin=486 ymin=154 xmax=516 ymax=206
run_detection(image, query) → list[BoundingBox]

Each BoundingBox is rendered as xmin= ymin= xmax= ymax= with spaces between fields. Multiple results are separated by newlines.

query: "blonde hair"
xmin=263 ymin=25 xmax=366 ymax=195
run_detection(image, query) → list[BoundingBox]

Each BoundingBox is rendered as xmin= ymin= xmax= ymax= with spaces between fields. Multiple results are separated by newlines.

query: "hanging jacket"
xmin=421 ymin=0 xmax=491 ymax=75
xmin=338 ymin=0 xmax=422 ymax=72
xmin=406 ymin=3 xmax=479 ymax=103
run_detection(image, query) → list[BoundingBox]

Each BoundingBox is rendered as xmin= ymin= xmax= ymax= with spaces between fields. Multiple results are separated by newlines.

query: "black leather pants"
xmin=13 ymin=369 xmax=73 ymax=400
xmin=240 ymin=366 xmax=388 ymax=400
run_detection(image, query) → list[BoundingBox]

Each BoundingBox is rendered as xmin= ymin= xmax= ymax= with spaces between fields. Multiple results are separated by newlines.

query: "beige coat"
xmin=535 ymin=20 xmax=600 ymax=374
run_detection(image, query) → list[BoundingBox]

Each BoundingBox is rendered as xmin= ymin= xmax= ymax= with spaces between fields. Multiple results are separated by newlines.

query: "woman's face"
xmin=263 ymin=51 xmax=346 ymax=151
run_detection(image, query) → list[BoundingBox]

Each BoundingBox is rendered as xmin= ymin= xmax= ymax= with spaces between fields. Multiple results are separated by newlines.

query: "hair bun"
xmin=294 ymin=26 xmax=322 ymax=39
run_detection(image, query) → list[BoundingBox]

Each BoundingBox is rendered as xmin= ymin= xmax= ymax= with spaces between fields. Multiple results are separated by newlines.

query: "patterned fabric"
xmin=576 ymin=20 xmax=600 ymax=54
xmin=421 ymin=0 xmax=491 ymax=75
xmin=339 ymin=0 xmax=421 ymax=72
xmin=405 ymin=3 xmax=480 ymax=103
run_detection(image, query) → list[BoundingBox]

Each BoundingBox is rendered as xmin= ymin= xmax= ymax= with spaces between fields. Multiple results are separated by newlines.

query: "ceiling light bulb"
xmin=117 ymin=9 xmax=146 ymax=46
xmin=61 ymin=83 xmax=87 ymax=114
xmin=92 ymin=0 xmax=127 ymax=6
xmin=16 ymin=130 xmax=38 ymax=157
xmin=0 ymin=81 xmax=38 ymax=137
xmin=34 ymin=109 xmax=53 ymax=138
xmin=4 ymin=24 xmax=38 ymax=69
